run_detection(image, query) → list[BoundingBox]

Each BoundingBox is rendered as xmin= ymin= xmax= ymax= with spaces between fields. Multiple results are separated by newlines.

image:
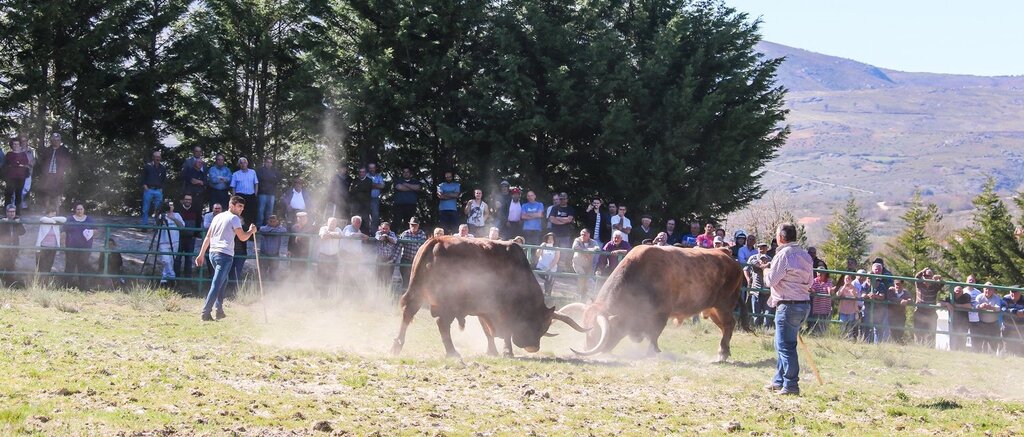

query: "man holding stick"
xmin=196 ymin=195 xmax=256 ymax=321
xmin=764 ymin=223 xmax=814 ymax=396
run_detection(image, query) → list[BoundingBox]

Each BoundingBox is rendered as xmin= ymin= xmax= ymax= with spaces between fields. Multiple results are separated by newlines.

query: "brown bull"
xmin=566 ymin=245 xmax=750 ymax=361
xmin=390 ymin=236 xmax=586 ymax=358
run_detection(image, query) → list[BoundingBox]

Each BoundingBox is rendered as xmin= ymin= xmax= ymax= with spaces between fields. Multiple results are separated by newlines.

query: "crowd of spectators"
xmin=0 ymin=136 xmax=1021 ymax=354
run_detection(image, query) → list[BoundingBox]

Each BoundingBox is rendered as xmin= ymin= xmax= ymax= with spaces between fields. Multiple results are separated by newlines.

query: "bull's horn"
xmin=557 ymin=302 xmax=588 ymax=322
xmin=543 ymin=332 xmax=559 ymax=337
xmin=552 ymin=312 xmax=589 ymax=333
xmin=571 ymin=315 xmax=608 ymax=356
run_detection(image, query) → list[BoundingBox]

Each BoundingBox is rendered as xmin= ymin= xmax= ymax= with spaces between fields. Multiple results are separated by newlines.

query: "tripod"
xmin=140 ymin=216 xmax=176 ymax=285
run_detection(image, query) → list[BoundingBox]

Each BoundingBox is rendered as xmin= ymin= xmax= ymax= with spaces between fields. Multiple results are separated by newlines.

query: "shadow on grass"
xmin=716 ymin=358 xmax=776 ymax=368
xmin=512 ymin=356 xmax=630 ymax=368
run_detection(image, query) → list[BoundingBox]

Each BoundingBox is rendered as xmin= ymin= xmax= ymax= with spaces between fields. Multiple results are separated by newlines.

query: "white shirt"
xmin=207 ymin=212 xmax=242 ymax=256
xmin=289 ymin=189 xmax=306 ymax=210
xmin=318 ymin=226 xmax=342 ymax=256
xmin=507 ymin=200 xmax=522 ymax=222
xmin=158 ymin=212 xmax=183 ymax=250
xmin=341 ymin=225 xmax=363 ymax=256
xmin=610 ymin=215 xmax=632 ymax=242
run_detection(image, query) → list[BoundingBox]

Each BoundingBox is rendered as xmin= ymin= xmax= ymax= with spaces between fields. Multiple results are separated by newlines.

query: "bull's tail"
xmin=457 ymin=316 xmax=466 ymax=331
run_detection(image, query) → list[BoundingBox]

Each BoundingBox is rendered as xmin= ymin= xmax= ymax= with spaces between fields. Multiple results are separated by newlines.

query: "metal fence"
xmin=1 ymin=220 xmax=1021 ymax=353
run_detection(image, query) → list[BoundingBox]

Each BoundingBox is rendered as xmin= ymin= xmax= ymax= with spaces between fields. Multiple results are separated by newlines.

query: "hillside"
xmin=744 ymin=42 xmax=1024 ymax=244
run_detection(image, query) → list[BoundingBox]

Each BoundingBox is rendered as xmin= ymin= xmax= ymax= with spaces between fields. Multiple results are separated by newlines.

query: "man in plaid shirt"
xmin=397 ymin=217 xmax=427 ymax=288
xmin=375 ymin=221 xmax=399 ymax=290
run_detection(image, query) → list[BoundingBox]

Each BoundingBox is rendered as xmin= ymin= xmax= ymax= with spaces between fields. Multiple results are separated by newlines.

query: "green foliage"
xmin=885 ymin=191 xmax=943 ymax=276
xmin=943 ymin=179 xmax=1024 ymax=284
xmin=820 ymin=196 xmax=870 ymax=270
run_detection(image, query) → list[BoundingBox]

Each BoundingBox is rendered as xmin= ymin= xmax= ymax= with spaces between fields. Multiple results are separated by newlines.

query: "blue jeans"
xmin=141 ymin=188 xmax=163 ymax=224
xmin=370 ymin=197 xmax=381 ymax=229
xmin=773 ymin=302 xmax=809 ymax=391
xmin=202 ymin=252 xmax=234 ymax=315
xmin=257 ymin=194 xmax=276 ymax=227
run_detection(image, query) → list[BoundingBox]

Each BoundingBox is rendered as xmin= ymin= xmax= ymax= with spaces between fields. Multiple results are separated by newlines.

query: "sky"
xmin=724 ymin=0 xmax=1024 ymax=76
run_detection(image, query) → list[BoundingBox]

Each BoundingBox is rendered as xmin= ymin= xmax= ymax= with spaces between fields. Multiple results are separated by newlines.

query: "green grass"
xmin=0 ymin=288 xmax=1022 ymax=435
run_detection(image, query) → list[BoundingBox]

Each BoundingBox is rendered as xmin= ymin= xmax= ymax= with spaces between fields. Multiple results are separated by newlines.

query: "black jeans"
xmin=64 ymin=249 xmax=92 ymax=289
xmin=394 ymin=204 xmax=417 ymax=229
xmin=5 ymin=177 xmax=25 ymax=215
xmin=37 ymin=248 xmax=57 ymax=273
xmin=176 ymin=236 xmax=196 ymax=277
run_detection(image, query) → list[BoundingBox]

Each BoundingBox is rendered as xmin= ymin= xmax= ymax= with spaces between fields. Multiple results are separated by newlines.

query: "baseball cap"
xmin=500 ymin=180 xmax=510 ymax=186
xmin=755 ymin=242 xmax=768 ymax=248
xmin=510 ymin=187 xmax=521 ymax=194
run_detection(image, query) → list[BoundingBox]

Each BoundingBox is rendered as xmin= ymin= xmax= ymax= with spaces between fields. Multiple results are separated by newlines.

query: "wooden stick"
xmin=252 ymin=234 xmax=269 ymax=324
xmin=798 ymin=334 xmax=825 ymax=385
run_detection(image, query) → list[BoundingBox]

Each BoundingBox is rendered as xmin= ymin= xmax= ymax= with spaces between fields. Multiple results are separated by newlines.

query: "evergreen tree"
xmin=944 ymin=179 xmax=1024 ymax=284
xmin=820 ymin=197 xmax=870 ymax=270
xmin=885 ymin=191 xmax=943 ymax=276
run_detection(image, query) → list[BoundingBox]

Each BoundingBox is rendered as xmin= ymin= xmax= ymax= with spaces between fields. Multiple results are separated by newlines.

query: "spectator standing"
xmin=599 ymin=231 xmax=632 ymax=275
xmin=282 ymin=178 xmax=311 ymax=224
xmin=493 ymin=181 xmax=511 ymax=232
xmin=731 ymin=231 xmax=748 ymax=262
xmin=63 ymin=203 xmax=96 ymax=290
xmin=16 ymin=132 xmax=35 ymax=211
xmin=157 ymin=201 xmax=184 ymax=285
xmin=610 ymin=205 xmax=632 ymax=242
xmin=182 ymin=146 xmax=204 ymax=172
xmin=913 ymin=268 xmax=944 ymax=345
xmin=695 ymin=224 xmax=715 ymax=249
xmin=503 ymin=187 xmax=523 ymax=239
xmin=745 ymin=242 xmax=772 ymax=328
xmin=140 ymin=150 xmax=167 ymax=225
xmin=436 ymin=171 xmax=461 ymax=234
xmin=317 ymin=217 xmax=343 ymax=294
xmin=4 ymin=138 xmax=31 ymax=215
xmin=393 ymin=168 xmax=422 ymax=227
xmin=808 ymin=271 xmax=833 ymax=335
xmin=367 ymin=163 xmax=385 ymax=229
xmin=341 ymin=216 xmax=370 ymax=279
xmin=181 ymin=158 xmax=207 ymax=208
xmin=349 ymin=168 xmax=373 ymax=235
xmin=548 ymin=193 xmax=575 ymax=269
xmin=974 ymin=283 xmax=1004 ymax=353
xmin=886 ymin=280 xmax=912 ymax=343
xmin=836 ymin=275 xmax=861 ymax=339
xmin=35 ymin=133 xmax=72 ymax=211
xmin=203 ymin=203 xmax=223 ymax=229
xmin=663 ymin=219 xmax=681 ymax=246
xmin=176 ymin=195 xmax=202 ymax=278
xmin=287 ymin=212 xmax=313 ymax=279
xmin=0 ymin=205 xmax=26 ymax=286
xmin=195 ymin=195 xmax=257 ymax=321
xmin=207 ymin=154 xmax=232 ymax=211
xmin=1003 ymin=288 xmax=1024 ymax=356
xmin=328 ymin=165 xmax=351 ymax=219
xmin=465 ymin=189 xmax=489 ymax=237
xmin=374 ymin=221 xmax=399 ymax=291
xmin=229 ymin=157 xmax=259 ymax=226
xmin=582 ymin=197 xmax=610 ymax=247
xmin=807 ymin=247 xmax=828 ymax=270
xmin=102 ymin=237 xmax=125 ymax=288
xmin=256 ymin=157 xmax=281 ymax=227
xmin=738 ymin=234 xmax=758 ymax=265
xmin=634 ymin=215 xmax=657 ymax=243
xmin=681 ymin=221 xmax=701 ymax=247
xmin=545 ymin=194 xmax=558 ymax=229
xmin=397 ymin=217 xmax=427 ymax=288
xmin=866 ymin=262 xmax=894 ymax=343
xmin=964 ymin=275 xmax=983 ymax=349
xmin=946 ymin=285 xmax=973 ymax=351
xmin=571 ymin=229 xmax=601 ymax=298
xmin=533 ymin=233 xmax=560 ymax=295
xmin=258 ymin=215 xmax=288 ymax=281
xmin=764 ymin=223 xmax=813 ymax=396
xmin=852 ymin=269 xmax=871 ymax=341
xmin=35 ymin=207 xmax=66 ymax=276
xmin=520 ymin=191 xmax=545 ymax=245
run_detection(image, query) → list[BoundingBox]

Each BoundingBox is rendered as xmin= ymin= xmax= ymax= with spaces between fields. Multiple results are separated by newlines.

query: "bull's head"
xmin=512 ymin=306 xmax=589 ymax=352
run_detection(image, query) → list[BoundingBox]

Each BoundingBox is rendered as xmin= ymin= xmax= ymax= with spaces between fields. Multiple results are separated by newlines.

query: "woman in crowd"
xmin=533 ymin=232 xmax=559 ymax=295
xmin=4 ymin=138 xmax=32 ymax=215
xmin=35 ymin=207 xmax=65 ymax=277
xmin=808 ymin=271 xmax=834 ymax=335
xmin=63 ymin=203 xmax=96 ymax=289
xmin=464 ymin=189 xmax=489 ymax=237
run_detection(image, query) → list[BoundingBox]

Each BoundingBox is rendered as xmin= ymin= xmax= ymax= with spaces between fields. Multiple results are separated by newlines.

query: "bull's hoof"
xmin=445 ymin=351 xmax=462 ymax=359
xmin=486 ymin=349 xmax=499 ymax=357
xmin=502 ymin=349 xmax=514 ymax=358
xmin=713 ymin=355 xmax=730 ymax=364
xmin=390 ymin=339 xmax=403 ymax=356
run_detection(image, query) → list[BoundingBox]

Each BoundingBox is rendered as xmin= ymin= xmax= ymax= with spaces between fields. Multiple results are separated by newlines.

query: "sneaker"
xmin=777 ymin=388 xmax=800 ymax=396
xmin=215 ymin=309 xmax=226 ymax=320
xmin=764 ymin=384 xmax=782 ymax=392
xmin=201 ymin=313 xmax=215 ymax=322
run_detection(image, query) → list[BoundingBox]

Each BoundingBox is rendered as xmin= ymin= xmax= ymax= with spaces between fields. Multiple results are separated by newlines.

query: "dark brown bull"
xmin=390 ymin=236 xmax=587 ymax=358
xmin=565 ymin=245 xmax=750 ymax=361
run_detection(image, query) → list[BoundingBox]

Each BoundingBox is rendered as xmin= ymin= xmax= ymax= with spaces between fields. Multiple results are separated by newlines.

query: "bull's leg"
xmin=707 ymin=308 xmax=736 ymax=362
xmin=436 ymin=317 xmax=461 ymax=359
xmin=478 ymin=316 xmax=499 ymax=357
xmin=646 ymin=315 xmax=669 ymax=356
xmin=391 ymin=296 xmax=422 ymax=356
xmin=502 ymin=335 xmax=515 ymax=358
xmin=600 ymin=317 xmax=629 ymax=355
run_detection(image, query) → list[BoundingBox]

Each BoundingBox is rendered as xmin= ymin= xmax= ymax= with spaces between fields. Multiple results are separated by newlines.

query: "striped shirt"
xmin=765 ymin=242 xmax=814 ymax=307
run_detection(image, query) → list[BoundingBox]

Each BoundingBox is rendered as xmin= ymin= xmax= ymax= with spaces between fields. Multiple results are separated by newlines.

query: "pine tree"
xmin=885 ymin=191 xmax=943 ymax=276
xmin=820 ymin=197 xmax=870 ymax=270
xmin=944 ymin=179 xmax=1024 ymax=284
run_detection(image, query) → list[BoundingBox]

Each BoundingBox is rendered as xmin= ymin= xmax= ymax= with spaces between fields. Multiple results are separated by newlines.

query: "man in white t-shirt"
xmin=341 ymin=215 xmax=369 ymax=268
xmin=610 ymin=205 xmax=632 ymax=242
xmin=318 ymin=217 xmax=343 ymax=291
xmin=196 ymin=195 xmax=256 ymax=321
